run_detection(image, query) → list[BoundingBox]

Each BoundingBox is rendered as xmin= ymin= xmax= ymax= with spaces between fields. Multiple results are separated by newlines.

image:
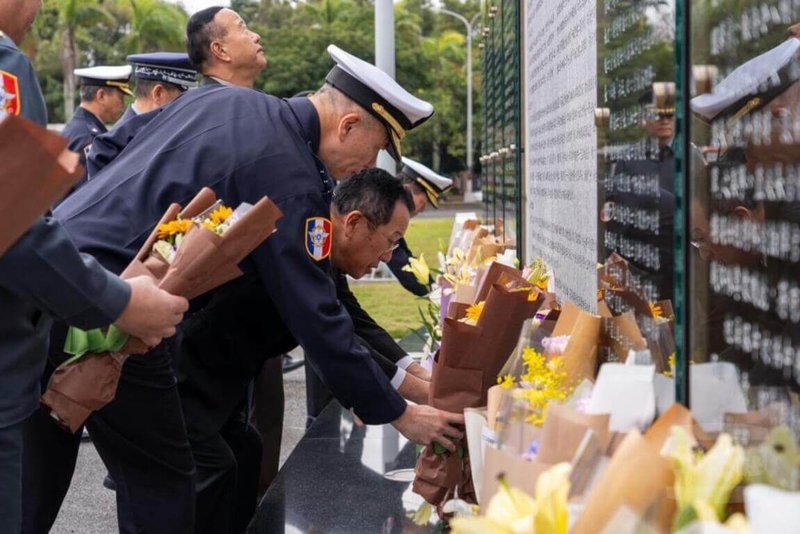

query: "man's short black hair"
xmin=186 ymin=6 xmax=226 ymax=71
xmin=79 ymin=85 xmax=103 ymax=103
xmin=133 ymin=79 xmax=181 ymax=99
xmin=332 ymin=168 xmax=414 ymax=227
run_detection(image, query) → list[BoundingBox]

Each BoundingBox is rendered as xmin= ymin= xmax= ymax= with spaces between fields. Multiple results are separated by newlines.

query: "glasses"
xmin=365 ymin=219 xmax=401 ymax=255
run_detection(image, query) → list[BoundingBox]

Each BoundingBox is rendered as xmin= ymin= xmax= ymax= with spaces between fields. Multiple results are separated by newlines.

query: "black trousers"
xmin=0 ymin=421 xmax=23 ymax=534
xmin=21 ymin=348 xmax=196 ymax=534
xmin=190 ymin=406 xmax=262 ymax=534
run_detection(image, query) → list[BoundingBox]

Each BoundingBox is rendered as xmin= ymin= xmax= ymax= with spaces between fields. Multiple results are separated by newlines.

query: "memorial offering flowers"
xmin=41 ymin=188 xmax=282 ymax=433
xmin=402 ymin=253 xmax=434 ymax=285
xmin=460 ymin=300 xmax=485 ymax=326
xmin=501 ymin=348 xmax=572 ymax=427
xmin=450 ymin=463 xmax=571 ymax=534
xmin=666 ymin=426 xmax=744 ymax=530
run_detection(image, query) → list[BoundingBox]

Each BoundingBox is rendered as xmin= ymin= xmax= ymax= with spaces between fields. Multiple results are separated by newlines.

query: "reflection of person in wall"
xmin=603 ymin=83 xmax=676 ymax=306
xmin=690 ymin=36 xmax=800 ymax=388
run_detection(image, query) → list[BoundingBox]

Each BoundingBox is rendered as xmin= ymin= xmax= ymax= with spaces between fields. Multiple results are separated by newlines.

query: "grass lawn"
xmin=351 ymin=218 xmax=452 ymax=338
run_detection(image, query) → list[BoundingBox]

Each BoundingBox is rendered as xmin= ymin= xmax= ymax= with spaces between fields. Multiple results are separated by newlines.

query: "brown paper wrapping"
xmin=537 ymin=405 xmax=612 ymax=465
xmin=572 ymin=430 xmax=675 ymax=534
xmin=0 ymin=115 xmax=83 ymax=256
xmin=413 ymin=284 xmax=542 ymax=506
xmin=41 ymin=187 xmax=282 ymax=432
xmin=479 ymin=446 xmax=551 ymax=506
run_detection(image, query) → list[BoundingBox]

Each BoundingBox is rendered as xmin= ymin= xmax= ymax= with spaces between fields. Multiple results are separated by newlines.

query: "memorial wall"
xmin=480 ymin=0 xmax=800 ymax=403
xmin=523 ymin=0 xmax=599 ymax=311
xmin=690 ymin=0 xmax=800 ymax=396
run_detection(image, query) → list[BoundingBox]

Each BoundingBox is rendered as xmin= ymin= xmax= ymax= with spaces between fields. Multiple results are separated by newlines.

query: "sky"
xmin=170 ymin=0 xmax=230 ymax=15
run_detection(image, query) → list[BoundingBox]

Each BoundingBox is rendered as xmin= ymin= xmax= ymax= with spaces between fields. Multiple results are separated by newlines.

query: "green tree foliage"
xmin=247 ymin=0 xmax=481 ymax=174
xmin=29 ymin=0 xmax=481 ymax=175
xmin=29 ymin=0 xmax=187 ymax=122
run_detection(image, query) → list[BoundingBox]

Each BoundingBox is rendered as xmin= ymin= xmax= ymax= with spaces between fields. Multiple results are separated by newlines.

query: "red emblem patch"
xmin=0 ymin=70 xmax=20 ymax=117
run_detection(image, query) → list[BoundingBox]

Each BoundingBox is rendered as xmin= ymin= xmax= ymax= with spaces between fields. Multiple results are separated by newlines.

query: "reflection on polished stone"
xmin=248 ymin=401 xmax=430 ymax=533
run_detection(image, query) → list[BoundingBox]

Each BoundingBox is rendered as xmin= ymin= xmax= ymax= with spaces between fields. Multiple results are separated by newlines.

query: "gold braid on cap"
xmin=415 ymin=177 xmax=440 ymax=200
xmin=726 ymin=97 xmax=761 ymax=128
xmin=106 ymin=80 xmax=132 ymax=92
xmin=371 ymin=103 xmax=406 ymax=139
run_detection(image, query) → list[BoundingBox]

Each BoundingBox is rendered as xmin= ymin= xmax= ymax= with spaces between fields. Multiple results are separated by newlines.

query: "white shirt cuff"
xmin=396 ymin=355 xmax=414 ymax=370
xmin=390 ymin=367 xmax=407 ymax=390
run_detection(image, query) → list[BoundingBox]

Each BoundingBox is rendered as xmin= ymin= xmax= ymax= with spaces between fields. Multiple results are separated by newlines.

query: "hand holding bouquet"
xmin=41 ymin=187 xmax=282 ymax=432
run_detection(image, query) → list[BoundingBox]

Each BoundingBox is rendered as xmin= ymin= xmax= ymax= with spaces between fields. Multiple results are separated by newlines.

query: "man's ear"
xmin=337 ymin=112 xmax=361 ymax=142
xmin=210 ymin=40 xmax=229 ymax=62
xmin=343 ymin=210 xmax=364 ymax=237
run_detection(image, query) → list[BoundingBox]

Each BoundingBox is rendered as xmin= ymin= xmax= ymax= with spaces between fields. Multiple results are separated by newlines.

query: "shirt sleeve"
xmin=0 ymin=217 xmax=131 ymax=328
xmin=249 ymin=192 xmax=407 ymax=424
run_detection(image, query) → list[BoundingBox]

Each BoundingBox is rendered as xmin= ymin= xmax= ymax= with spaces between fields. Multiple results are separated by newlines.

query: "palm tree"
xmin=125 ymin=0 xmax=186 ymax=54
xmin=55 ymin=0 xmax=115 ymax=121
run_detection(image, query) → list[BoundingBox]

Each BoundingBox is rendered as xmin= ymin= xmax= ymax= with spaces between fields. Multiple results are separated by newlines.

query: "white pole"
xmin=375 ymin=0 xmax=396 ymax=174
xmin=435 ymin=8 xmax=479 ymax=192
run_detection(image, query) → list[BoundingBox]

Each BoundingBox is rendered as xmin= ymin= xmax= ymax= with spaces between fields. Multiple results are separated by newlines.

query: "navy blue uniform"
xmin=86 ymin=106 xmax=161 ymax=178
xmin=38 ymin=86 xmax=406 ymax=532
xmin=0 ymin=31 xmax=131 ymax=534
xmin=55 ymin=86 xmax=406 ymax=422
xmin=386 ymin=237 xmax=432 ymax=296
xmin=61 ymin=106 xmax=106 ymax=184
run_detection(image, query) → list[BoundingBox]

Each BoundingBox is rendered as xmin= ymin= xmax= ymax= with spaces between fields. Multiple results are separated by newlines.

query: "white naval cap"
xmin=691 ymin=38 xmax=800 ymax=123
xmin=399 ymin=157 xmax=453 ymax=208
xmin=73 ymin=65 xmax=134 ymax=97
xmin=324 ymin=44 xmax=434 ymax=161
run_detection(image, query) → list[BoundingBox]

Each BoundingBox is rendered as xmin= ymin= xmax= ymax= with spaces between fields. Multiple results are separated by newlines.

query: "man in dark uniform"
xmin=303 ymin=157 xmax=452 ymax=422
xmin=38 ymin=43 xmax=462 ymax=532
xmin=61 ymin=65 xmax=132 ymax=185
xmin=0 ymin=3 xmax=188 ymax=532
xmin=387 ymin=157 xmax=454 ymax=296
xmin=86 ymin=52 xmax=197 ymax=178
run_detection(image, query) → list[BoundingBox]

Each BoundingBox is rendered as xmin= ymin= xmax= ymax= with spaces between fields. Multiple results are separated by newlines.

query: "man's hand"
xmin=397 ymin=372 xmax=430 ymax=404
xmin=391 ymin=403 xmax=465 ymax=452
xmin=114 ymin=276 xmax=189 ymax=347
xmin=406 ymin=361 xmax=431 ymax=381
xmin=789 ymin=22 xmax=800 ymax=38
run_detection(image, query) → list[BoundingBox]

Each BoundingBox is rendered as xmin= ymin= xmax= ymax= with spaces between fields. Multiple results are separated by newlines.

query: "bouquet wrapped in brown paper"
xmin=41 ymin=187 xmax=282 ymax=432
xmin=413 ymin=283 xmax=542 ymax=509
xmin=0 ymin=115 xmax=83 ymax=256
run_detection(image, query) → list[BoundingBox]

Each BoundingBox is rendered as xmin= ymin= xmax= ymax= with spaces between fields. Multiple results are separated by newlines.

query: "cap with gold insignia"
xmin=324 ymin=44 xmax=434 ymax=161
xmin=126 ymin=52 xmax=198 ymax=92
xmin=398 ymin=157 xmax=453 ymax=208
xmin=74 ymin=65 xmax=134 ymax=97
xmin=691 ymin=38 xmax=800 ymax=123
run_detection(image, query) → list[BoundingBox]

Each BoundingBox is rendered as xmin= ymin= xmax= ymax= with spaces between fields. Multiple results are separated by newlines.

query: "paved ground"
xmin=50 ymin=348 xmax=309 ymax=533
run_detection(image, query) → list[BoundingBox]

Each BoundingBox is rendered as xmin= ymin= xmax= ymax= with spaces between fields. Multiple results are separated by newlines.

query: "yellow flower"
xmin=533 ymin=463 xmax=571 ymax=534
xmin=497 ymin=375 xmax=515 ymax=390
xmin=514 ymin=349 xmax=572 ymax=427
xmin=157 ymin=218 xmax=193 ymax=238
xmin=664 ymin=352 xmax=676 ymax=378
xmin=650 ymin=302 xmax=664 ymax=319
xmin=461 ymin=301 xmax=485 ymax=326
xmin=451 ymin=465 xmax=571 ymax=534
xmin=402 ymin=253 xmax=431 ymax=285
xmin=666 ymin=427 xmax=744 ymax=525
xmin=209 ymin=205 xmax=233 ymax=225
xmin=526 ymin=258 xmax=549 ymax=290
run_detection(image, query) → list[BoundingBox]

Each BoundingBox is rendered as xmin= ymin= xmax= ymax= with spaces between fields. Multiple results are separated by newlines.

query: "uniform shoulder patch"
xmin=305 ymin=217 xmax=332 ymax=261
xmin=0 ymin=70 xmax=20 ymax=118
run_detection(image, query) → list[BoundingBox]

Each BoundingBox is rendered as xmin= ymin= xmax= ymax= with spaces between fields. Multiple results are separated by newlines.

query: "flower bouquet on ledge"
xmin=40 ymin=187 xmax=282 ymax=432
xmin=413 ymin=282 xmax=544 ymax=514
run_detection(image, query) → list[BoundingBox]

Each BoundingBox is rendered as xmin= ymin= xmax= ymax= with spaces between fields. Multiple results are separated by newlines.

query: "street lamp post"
xmin=432 ymin=8 xmax=481 ymax=191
